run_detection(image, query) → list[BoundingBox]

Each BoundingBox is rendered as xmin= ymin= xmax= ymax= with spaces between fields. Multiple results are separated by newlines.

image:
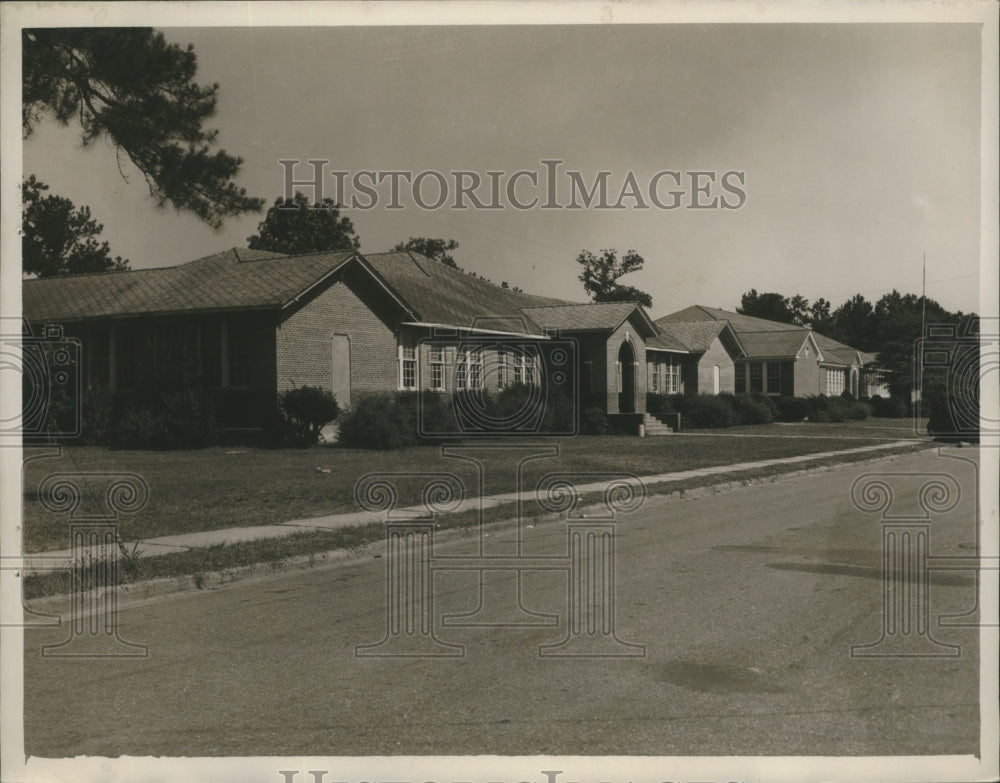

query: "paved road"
xmin=22 ymin=448 xmax=983 ymax=757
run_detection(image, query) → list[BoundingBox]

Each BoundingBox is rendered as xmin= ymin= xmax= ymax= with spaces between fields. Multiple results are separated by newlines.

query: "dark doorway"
xmin=618 ymin=340 xmax=636 ymax=413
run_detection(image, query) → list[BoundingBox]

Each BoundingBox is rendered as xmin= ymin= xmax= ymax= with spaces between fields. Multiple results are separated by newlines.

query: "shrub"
xmin=870 ymin=395 xmax=908 ymax=418
xmin=682 ymin=394 xmax=736 ymax=428
xmin=112 ymin=405 xmax=159 ymax=449
xmin=735 ymin=392 xmax=775 ymax=425
xmin=777 ymin=396 xmax=810 ymax=422
xmin=78 ymin=386 xmax=115 ymax=445
xmin=159 ymin=389 xmax=219 ymax=448
xmin=337 ymin=393 xmax=418 ymax=450
xmin=849 ymin=401 xmax=873 ymax=421
xmin=580 ymin=407 xmax=608 ymax=435
xmin=646 ymin=393 xmax=673 ymax=414
xmin=111 ymin=389 xmax=219 ymax=449
xmin=279 ymin=386 xmax=340 ymax=446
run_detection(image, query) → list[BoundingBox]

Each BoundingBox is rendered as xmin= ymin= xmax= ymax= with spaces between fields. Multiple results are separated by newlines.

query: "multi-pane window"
xmin=496 ymin=348 xmax=506 ymax=390
xmin=651 ymin=363 xmax=659 ymax=393
xmin=469 ymin=348 xmax=483 ymax=390
xmin=399 ymin=345 xmax=416 ymax=390
xmin=825 ymin=368 xmax=845 ymax=395
xmin=456 ymin=350 xmax=468 ymax=390
xmin=749 ymin=362 xmax=764 ymax=393
xmin=664 ymin=359 xmax=679 ymax=394
xmin=429 ymin=347 xmax=444 ymax=390
xmin=767 ymin=362 xmax=781 ymax=394
xmin=734 ymin=363 xmax=746 ymax=394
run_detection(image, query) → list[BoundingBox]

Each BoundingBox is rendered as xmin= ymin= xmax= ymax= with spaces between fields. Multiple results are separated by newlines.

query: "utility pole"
xmin=917 ymin=252 xmax=927 ymax=407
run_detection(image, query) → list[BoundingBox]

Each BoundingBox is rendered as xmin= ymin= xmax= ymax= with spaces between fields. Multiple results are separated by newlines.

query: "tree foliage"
xmin=23 ymin=28 xmax=263 ymax=228
xmin=247 ymin=192 xmax=361 ymax=254
xmin=737 ymin=289 xmax=807 ymax=325
xmin=22 ymin=176 xmax=129 ymax=277
xmin=393 ymin=237 xmax=460 ymax=268
xmin=576 ymin=249 xmax=652 ymax=309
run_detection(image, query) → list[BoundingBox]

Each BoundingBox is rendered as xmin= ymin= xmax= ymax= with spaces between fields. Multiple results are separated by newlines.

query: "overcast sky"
xmin=22 ymin=22 xmax=984 ymax=315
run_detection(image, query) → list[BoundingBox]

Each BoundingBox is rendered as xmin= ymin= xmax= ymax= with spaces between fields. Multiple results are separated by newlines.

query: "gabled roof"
xmin=655 ymin=320 xmax=732 ymax=353
xmin=520 ymin=301 xmax=658 ymax=337
xmin=736 ymin=329 xmax=814 ymax=359
xmin=656 ymin=304 xmax=803 ymax=332
xmin=23 ymin=248 xmax=357 ymax=322
xmin=645 ymin=332 xmax=690 ymax=352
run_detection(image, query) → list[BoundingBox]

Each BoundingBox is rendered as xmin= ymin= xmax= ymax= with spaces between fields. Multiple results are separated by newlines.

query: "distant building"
xmin=23 ymin=248 xmax=889 ymax=433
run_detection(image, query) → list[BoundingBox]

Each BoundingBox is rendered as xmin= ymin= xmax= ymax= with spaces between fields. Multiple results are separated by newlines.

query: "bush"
xmin=159 ymin=389 xmax=219 ymax=448
xmin=682 ymin=394 xmax=736 ymax=428
xmin=580 ymin=407 xmax=608 ymax=435
xmin=337 ymin=393 xmax=418 ymax=450
xmin=279 ymin=386 xmax=340 ymax=446
xmin=777 ymin=396 xmax=810 ymax=422
xmin=78 ymin=386 xmax=115 ymax=445
xmin=734 ymin=391 xmax=775 ymax=425
xmin=112 ymin=405 xmax=159 ymax=449
xmin=849 ymin=401 xmax=873 ymax=421
xmin=870 ymin=395 xmax=908 ymax=418
xmin=646 ymin=393 xmax=673 ymax=414
xmin=111 ymin=389 xmax=219 ymax=449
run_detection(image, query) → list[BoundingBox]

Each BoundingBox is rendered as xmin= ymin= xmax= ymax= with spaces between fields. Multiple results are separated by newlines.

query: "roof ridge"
xmin=523 ymin=300 xmax=638 ymax=309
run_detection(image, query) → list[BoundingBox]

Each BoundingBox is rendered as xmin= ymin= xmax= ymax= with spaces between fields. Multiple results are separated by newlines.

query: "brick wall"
xmin=696 ymin=335 xmax=735 ymax=394
xmin=793 ymin=338 xmax=821 ymax=396
xmin=275 ymin=273 xmax=398 ymax=400
xmin=605 ymin=320 xmax=647 ymax=414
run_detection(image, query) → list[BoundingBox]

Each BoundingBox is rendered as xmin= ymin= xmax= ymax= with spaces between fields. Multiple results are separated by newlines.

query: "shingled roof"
xmin=23 ymin=248 xmax=356 ymax=322
xmin=655 ymin=320 xmax=730 ymax=352
xmin=520 ymin=301 xmax=657 ymax=336
xmin=736 ymin=330 xmax=813 ymax=359
xmin=363 ymin=251 xmax=572 ymax=334
xmin=657 ymin=304 xmax=803 ymax=332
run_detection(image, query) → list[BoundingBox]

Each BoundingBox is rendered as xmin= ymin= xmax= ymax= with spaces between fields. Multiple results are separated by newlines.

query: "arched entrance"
xmin=849 ymin=367 xmax=859 ymax=398
xmin=618 ymin=340 xmax=636 ymax=413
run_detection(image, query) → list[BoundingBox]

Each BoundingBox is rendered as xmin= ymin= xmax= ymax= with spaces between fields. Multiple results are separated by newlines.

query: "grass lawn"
xmin=22 ymin=424 xmax=925 ymax=553
xmin=684 ymin=416 xmax=929 ymax=439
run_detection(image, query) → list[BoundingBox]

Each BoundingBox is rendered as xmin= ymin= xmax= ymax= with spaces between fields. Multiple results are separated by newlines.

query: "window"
xmin=429 ymin=347 xmax=444 ymax=391
xmin=766 ymin=362 xmax=780 ymax=394
xmin=735 ymin=363 xmax=746 ymax=394
xmin=651 ymin=363 xmax=659 ymax=393
xmin=469 ymin=348 xmax=483 ymax=390
xmin=456 ymin=350 xmax=468 ymax=390
xmin=496 ymin=348 xmax=506 ymax=390
xmin=511 ymin=350 xmax=537 ymax=386
xmin=749 ymin=362 xmax=763 ymax=393
xmin=399 ymin=345 xmax=416 ymax=390
xmin=664 ymin=358 xmax=679 ymax=394
xmin=583 ymin=360 xmax=594 ymax=392
xmin=825 ymin=367 xmax=845 ymax=395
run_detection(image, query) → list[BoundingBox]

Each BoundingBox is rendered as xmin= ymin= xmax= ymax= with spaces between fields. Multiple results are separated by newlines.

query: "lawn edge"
xmin=22 ymin=442 xmax=936 ymax=613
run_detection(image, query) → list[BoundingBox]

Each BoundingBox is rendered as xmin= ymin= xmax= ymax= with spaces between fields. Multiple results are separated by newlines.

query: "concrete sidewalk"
xmin=23 ymin=439 xmax=924 ymax=570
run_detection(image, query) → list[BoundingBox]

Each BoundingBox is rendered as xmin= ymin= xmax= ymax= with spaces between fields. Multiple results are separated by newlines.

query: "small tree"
xmin=279 ymin=386 xmax=340 ymax=445
xmin=248 ymin=193 xmax=360 ymax=255
xmin=576 ymin=249 xmax=652 ymax=308
xmin=22 ymin=176 xmax=130 ymax=277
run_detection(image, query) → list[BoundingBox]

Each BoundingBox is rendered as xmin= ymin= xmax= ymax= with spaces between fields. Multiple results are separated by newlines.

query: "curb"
xmin=20 ymin=442 xmax=937 ymax=616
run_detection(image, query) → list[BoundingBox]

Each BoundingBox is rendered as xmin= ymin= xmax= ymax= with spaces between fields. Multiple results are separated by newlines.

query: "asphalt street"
xmin=21 ymin=447 xmax=983 ymax=757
